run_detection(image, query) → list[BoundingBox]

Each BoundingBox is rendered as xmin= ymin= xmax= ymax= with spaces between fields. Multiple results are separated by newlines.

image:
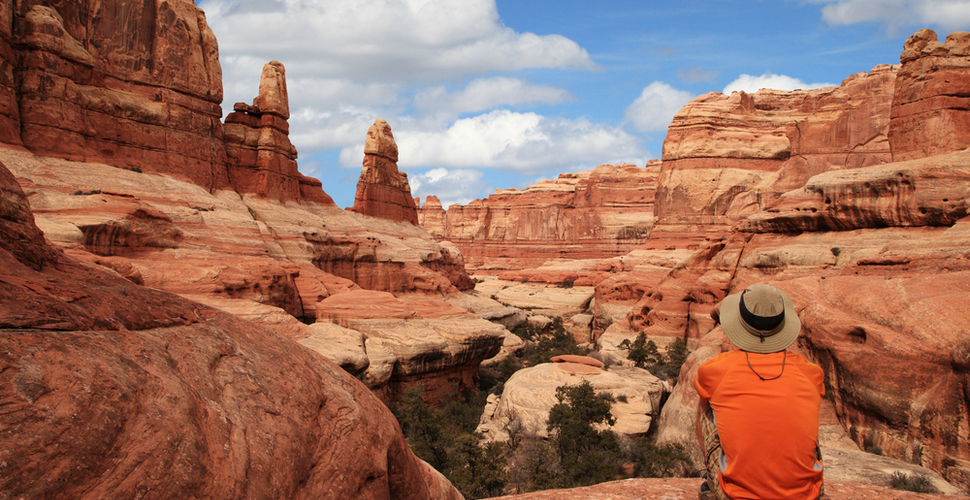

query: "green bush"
xmin=617 ymin=334 xmax=689 ymax=382
xmin=890 ymin=471 xmax=937 ymax=494
xmin=546 ymin=381 xmax=623 ymax=488
xmin=625 ymin=438 xmax=693 ymax=478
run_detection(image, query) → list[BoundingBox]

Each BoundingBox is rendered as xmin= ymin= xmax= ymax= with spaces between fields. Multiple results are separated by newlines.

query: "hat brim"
xmin=719 ymin=289 xmax=801 ymax=353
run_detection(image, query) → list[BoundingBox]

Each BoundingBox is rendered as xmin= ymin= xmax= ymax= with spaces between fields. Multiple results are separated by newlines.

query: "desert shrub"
xmin=560 ymin=279 xmax=574 ymax=289
xmin=393 ymin=385 xmax=507 ymax=499
xmin=890 ymin=471 xmax=937 ymax=493
xmin=617 ymin=334 xmax=689 ymax=382
xmin=546 ymin=381 xmax=623 ymax=488
xmin=625 ymin=438 xmax=694 ymax=478
xmin=520 ymin=320 xmax=590 ymax=367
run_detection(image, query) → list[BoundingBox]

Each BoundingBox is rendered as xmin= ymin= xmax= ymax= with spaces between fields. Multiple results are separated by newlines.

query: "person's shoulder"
xmin=788 ymin=352 xmax=825 ymax=388
xmin=698 ymin=350 xmax=745 ymax=373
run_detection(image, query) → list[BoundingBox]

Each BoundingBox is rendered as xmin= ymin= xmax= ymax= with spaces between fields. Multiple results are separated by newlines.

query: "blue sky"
xmin=197 ymin=0 xmax=970 ymax=208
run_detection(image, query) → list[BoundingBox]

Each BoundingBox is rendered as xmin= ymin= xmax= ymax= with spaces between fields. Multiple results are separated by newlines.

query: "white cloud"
xmin=809 ymin=0 xmax=970 ymax=34
xmin=722 ymin=72 xmax=835 ymax=94
xmin=623 ymin=82 xmax=695 ymax=133
xmin=337 ymin=110 xmax=648 ymax=174
xmin=413 ymin=77 xmax=574 ymax=115
xmin=410 ymin=168 xmax=490 ymax=207
xmin=201 ymin=0 xmax=596 ymax=85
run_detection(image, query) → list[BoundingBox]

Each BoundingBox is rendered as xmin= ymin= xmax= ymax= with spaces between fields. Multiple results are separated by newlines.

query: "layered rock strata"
xmin=0 ymin=160 xmax=463 ymax=499
xmin=3 ymin=0 xmax=228 ymax=189
xmin=350 ymin=119 xmax=420 ymax=225
xmin=418 ymin=162 xmax=660 ymax=270
xmin=889 ymin=30 xmax=970 ymax=161
xmin=653 ymin=64 xmax=897 ymax=246
xmin=1 ymin=1 xmax=329 ymax=204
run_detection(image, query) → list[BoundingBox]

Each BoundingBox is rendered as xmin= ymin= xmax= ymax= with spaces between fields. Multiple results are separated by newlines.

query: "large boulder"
xmin=476 ymin=357 xmax=667 ymax=442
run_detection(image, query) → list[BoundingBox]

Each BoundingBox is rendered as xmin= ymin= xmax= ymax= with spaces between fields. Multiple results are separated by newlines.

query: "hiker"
xmin=695 ymin=284 xmax=825 ymax=500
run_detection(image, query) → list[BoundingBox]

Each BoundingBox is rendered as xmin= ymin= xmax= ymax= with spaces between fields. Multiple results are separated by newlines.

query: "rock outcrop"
xmin=350 ymin=119 xmax=420 ymax=225
xmin=1 ymin=0 xmax=330 ymax=204
xmin=0 ymin=159 xmax=463 ymax=500
xmin=418 ymin=162 xmax=660 ymax=271
xmin=653 ymin=64 xmax=897 ymax=246
xmin=889 ymin=30 xmax=970 ymax=161
xmin=476 ymin=357 xmax=667 ymax=442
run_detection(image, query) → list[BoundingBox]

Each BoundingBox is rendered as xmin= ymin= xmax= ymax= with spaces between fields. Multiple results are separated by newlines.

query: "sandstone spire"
xmin=349 ymin=119 xmax=419 ymax=224
xmin=224 ymin=61 xmax=333 ymax=203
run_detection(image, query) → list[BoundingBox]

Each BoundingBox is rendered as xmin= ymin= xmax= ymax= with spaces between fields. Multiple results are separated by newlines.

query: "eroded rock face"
xmin=476 ymin=358 xmax=667 ymax=442
xmin=3 ymin=0 xmax=229 ymax=190
xmin=890 ymin=30 xmax=970 ymax=161
xmin=1 ymin=1 xmax=332 ymax=204
xmin=0 ymin=160 xmax=463 ymax=500
xmin=3 ymin=147 xmax=482 ymax=407
xmin=654 ymin=65 xmax=897 ymax=246
xmin=315 ymin=289 xmax=507 ymax=404
xmin=350 ymin=119 xmax=419 ymax=225
xmin=419 ymin=162 xmax=660 ymax=270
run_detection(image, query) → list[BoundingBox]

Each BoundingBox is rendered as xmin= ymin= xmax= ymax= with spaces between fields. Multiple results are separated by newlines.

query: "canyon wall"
xmin=418 ymin=162 xmax=660 ymax=270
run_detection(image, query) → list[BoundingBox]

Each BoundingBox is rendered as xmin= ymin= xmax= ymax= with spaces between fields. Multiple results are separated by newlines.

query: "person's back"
xmin=695 ymin=284 xmax=825 ymax=500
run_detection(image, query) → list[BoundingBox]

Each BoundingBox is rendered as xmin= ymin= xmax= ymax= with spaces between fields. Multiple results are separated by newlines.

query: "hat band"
xmin=739 ymin=290 xmax=785 ymax=333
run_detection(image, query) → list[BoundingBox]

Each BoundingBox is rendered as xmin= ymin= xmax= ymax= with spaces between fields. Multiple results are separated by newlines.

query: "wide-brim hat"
xmin=719 ymin=284 xmax=800 ymax=354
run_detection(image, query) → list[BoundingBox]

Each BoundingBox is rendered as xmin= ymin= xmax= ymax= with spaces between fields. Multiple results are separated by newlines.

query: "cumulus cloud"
xmin=809 ymin=0 xmax=970 ymax=34
xmin=413 ymin=77 xmax=574 ymax=115
xmin=623 ymin=82 xmax=695 ymax=133
xmin=201 ymin=0 xmax=597 ymax=84
xmin=337 ymin=110 xmax=648 ymax=174
xmin=410 ymin=168 xmax=490 ymax=207
xmin=722 ymin=72 xmax=835 ymax=94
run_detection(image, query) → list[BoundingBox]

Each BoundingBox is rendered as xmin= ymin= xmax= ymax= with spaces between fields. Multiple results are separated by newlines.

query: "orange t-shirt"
xmin=695 ymin=350 xmax=825 ymax=500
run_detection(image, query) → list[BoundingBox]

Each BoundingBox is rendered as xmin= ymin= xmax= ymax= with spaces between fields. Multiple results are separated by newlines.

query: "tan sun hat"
xmin=719 ymin=284 xmax=801 ymax=354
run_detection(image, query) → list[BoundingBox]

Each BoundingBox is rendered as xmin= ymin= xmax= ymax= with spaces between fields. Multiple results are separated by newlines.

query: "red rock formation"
xmin=3 ymin=0 xmax=229 ymax=189
xmin=224 ymin=61 xmax=333 ymax=204
xmin=890 ymin=30 xmax=970 ymax=161
xmin=0 ymin=159 xmax=463 ymax=499
xmin=418 ymin=162 xmax=660 ymax=270
xmin=1 ymin=1 xmax=333 ymax=204
xmin=653 ymin=64 xmax=897 ymax=246
xmin=350 ymin=119 xmax=419 ymax=224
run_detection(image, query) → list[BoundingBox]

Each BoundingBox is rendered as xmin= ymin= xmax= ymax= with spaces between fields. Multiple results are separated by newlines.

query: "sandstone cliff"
xmin=0 ymin=159 xmax=463 ymax=499
xmin=418 ymin=162 xmax=660 ymax=271
xmin=1 ymin=0 xmax=327 ymax=204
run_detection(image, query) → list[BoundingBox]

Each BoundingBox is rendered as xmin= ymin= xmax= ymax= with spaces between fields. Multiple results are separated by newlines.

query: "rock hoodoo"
xmin=224 ymin=60 xmax=332 ymax=203
xmin=350 ymin=119 xmax=420 ymax=225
